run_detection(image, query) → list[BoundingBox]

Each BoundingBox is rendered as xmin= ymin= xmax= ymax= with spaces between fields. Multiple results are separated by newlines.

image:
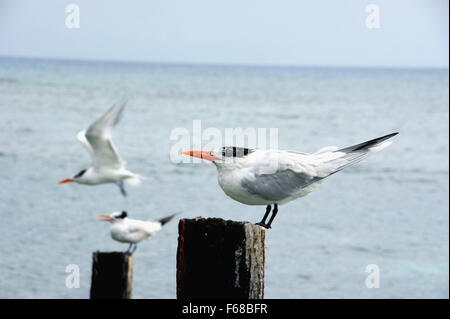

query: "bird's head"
xmin=181 ymin=147 xmax=255 ymax=170
xmin=58 ymin=168 xmax=88 ymax=184
xmin=97 ymin=211 xmax=128 ymax=223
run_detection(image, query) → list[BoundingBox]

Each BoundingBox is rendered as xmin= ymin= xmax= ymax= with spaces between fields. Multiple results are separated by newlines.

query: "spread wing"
xmin=77 ymin=130 xmax=94 ymax=158
xmin=78 ymin=102 xmax=126 ymax=169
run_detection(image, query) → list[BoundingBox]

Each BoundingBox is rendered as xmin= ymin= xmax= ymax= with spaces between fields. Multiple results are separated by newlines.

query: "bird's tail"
xmin=315 ymin=132 xmax=399 ymax=176
xmin=158 ymin=212 xmax=180 ymax=226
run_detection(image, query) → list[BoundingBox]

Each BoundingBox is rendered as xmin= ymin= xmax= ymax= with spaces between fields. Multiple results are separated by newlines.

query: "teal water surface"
xmin=0 ymin=58 xmax=448 ymax=298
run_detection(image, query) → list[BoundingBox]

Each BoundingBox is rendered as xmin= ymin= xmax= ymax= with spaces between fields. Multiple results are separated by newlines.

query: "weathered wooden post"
xmin=177 ymin=217 xmax=265 ymax=299
xmin=90 ymin=251 xmax=134 ymax=299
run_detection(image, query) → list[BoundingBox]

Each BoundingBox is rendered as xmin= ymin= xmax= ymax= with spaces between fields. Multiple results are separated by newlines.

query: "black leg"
xmin=126 ymin=243 xmax=132 ymax=253
xmin=117 ymin=180 xmax=127 ymax=197
xmin=266 ymin=204 xmax=278 ymax=229
xmin=131 ymin=243 xmax=137 ymax=253
xmin=255 ymin=205 xmax=271 ymax=228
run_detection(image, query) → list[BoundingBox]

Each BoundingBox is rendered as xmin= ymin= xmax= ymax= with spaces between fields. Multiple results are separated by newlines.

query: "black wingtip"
xmin=338 ymin=132 xmax=399 ymax=153
xmin=374 ymin=132 xmax=399 ymax=144
xmin=373 ymin=132 xmax=399 ymax=143
xmin=158 ymin=212 xmax=180 ymax=226
xmin=386 ymin=132 xmax=399 ymax=138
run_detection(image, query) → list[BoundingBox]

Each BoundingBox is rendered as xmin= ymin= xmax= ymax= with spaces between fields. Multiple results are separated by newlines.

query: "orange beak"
xmin=180 ymin=150 xmax=221 ymax=162
xmin=97 ymin=214 xmax=113 ymax=222
xmin=58 ymin=178 xmax=74 ymax=184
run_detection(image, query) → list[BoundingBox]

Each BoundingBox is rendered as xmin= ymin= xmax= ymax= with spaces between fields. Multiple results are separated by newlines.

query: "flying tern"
xmin=97 ymin=211 xmax=178 ymax=253
xmin=181 ymin=132 xmax=398 ymax=229
xmin=58 ymin=102 xmax=140 ymax=196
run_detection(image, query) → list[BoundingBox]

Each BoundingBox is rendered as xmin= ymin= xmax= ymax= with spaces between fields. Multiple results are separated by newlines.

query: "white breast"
xmin=110 ymin=219 xmax=162 ymax=243
xmin=217 ymin=165 xmax=273 ymax=206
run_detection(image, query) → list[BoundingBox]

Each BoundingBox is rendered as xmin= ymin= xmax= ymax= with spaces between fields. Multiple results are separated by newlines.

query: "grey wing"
xmin=241 ymin=169 xmax=320 ymax=202
xmin=129 ymin=221 xmax=161 ymax=237
xmin=84 ymin=102 xmax=126 ymax=169
xmin=124 ymin=224 xmax=149 ymax=242
xmin=77 ymin=130 xmax=94 ymax=159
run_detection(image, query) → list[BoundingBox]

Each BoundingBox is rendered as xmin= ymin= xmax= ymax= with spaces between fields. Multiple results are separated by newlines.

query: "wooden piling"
xmin=176 ymin=217 xmax=265 ymax=299
xmin=90 ymin=251 xmax=134 ymax=299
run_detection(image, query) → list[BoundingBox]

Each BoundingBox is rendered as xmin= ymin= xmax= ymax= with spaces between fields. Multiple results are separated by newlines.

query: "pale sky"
xmin=0 ymin=0 xmax=448 ymax=68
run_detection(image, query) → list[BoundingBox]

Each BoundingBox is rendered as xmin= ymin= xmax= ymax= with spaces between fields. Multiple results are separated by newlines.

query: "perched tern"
xmin=97 ymin=211 xmax=178 ymax=253
xmin=181 ymin=132 xmax=398 ymax=229
xmin=58 ymin=102 xmax=140 ymax=196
